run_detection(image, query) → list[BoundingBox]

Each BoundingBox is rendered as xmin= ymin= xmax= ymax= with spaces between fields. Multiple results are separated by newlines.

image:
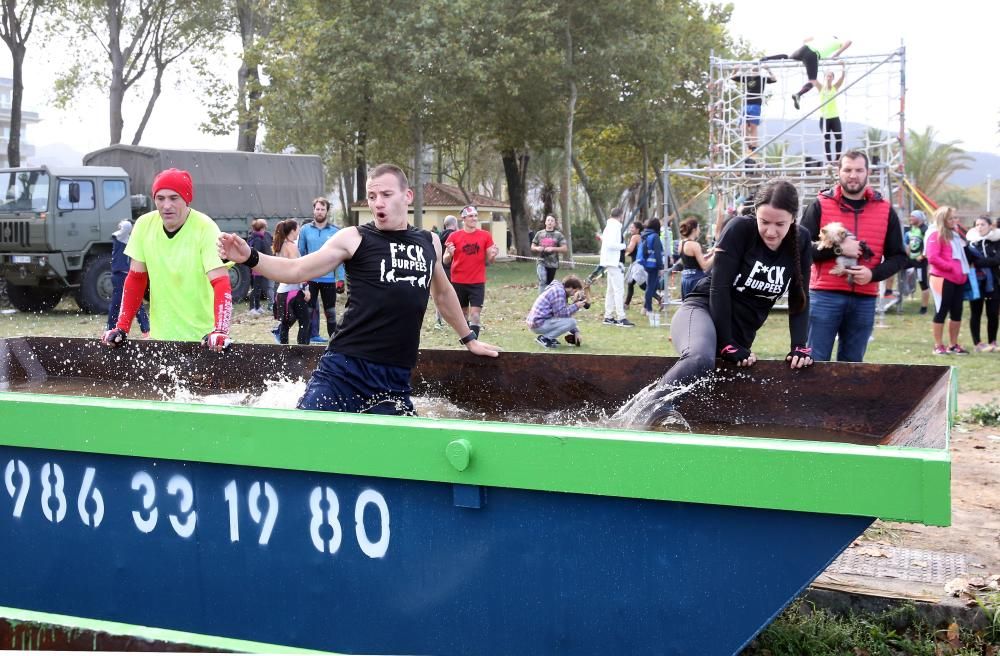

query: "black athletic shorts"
xmin=452 ymin=282 xmax=486 ymax=308
xmin=791 ymin=45 xmax=819 ymax=80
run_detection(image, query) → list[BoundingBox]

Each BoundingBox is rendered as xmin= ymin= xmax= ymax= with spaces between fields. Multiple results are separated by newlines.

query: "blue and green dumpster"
xmin=0 ymin=337 xmax=952 ymax=654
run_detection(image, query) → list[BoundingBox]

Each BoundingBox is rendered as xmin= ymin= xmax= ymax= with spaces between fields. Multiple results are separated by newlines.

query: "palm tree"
xmin=904 ymin=127 xmax=974 ymax=200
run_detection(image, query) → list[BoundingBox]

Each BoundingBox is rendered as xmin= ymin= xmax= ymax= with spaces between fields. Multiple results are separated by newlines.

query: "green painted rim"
xmin=0 ymin=605 xmax=324 ymax=653
xmin=0 ymin=391 xmax=951 ymax=526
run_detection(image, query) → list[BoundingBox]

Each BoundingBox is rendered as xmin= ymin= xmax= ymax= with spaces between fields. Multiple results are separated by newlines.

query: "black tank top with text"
xmin=331 ymin=223 xmax=436 ymax=368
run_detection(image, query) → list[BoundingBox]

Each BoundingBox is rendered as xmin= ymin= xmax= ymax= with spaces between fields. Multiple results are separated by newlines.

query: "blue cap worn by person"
xmin=911 ymin=210 xmax=926 ymax=222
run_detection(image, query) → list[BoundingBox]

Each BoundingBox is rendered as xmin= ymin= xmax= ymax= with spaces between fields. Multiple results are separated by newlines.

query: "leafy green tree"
xmin=905 ymin=127 xmax=973 ymax=200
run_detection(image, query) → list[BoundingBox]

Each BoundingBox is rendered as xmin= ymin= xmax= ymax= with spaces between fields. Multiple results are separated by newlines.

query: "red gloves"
xmin=202 ymin=275 xmax=232 ymax=350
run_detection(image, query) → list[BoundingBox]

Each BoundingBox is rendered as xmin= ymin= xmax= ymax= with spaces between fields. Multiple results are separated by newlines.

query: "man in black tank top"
xmin=218 ymin=163 xmax=500 ymax=414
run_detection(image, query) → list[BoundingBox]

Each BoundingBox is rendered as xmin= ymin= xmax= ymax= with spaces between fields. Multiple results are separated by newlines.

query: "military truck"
xmin=0 ymin=145 xmax=324 ymax=313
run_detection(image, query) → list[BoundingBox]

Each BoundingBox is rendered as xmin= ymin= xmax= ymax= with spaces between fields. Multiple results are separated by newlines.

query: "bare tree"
xmin=53 ymin=0 xmax=223 ymax=145
xmin=234 ymin=0 xmax=270 ymax=151
xmin=0 ymin=0 xmax=41 ymax=166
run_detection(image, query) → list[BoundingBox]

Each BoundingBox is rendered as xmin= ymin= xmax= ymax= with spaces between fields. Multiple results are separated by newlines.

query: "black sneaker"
xmin=919 ymin=306 xmax=928 ymax=315
xmin=791 ymin=94 xmax=800 ymax=110
xmin=602 ymin=317 xmax=616 ymax=325
xmin=616 ymin=318 xmax=636 ymax=327
xmin=535 ymin=334 xmax=558 ymax=349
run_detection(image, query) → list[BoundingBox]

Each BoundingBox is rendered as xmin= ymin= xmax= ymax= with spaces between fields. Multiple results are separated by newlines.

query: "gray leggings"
xmin=615 ymin=301 xmax=719 ymax=425
xmin=662 ymin=301 xmax=718 ymax=388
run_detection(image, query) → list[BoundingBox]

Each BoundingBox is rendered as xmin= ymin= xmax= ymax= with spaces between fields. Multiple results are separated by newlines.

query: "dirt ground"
xmin=814 ymin=391 xmax=1000 ymax=602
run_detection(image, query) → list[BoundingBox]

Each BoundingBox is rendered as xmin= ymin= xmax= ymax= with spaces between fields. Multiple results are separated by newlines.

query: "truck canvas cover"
xmin=83 ymin=145 xmax=323 ymax=221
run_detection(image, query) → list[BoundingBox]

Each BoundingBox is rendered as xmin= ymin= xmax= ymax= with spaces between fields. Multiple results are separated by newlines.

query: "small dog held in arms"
xmin=815 ymin=222 xmax=874 ymax=281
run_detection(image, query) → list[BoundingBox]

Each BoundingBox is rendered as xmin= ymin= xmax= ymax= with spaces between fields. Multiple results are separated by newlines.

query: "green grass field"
xmin=2 ymin=259 xmax=998 ymax=394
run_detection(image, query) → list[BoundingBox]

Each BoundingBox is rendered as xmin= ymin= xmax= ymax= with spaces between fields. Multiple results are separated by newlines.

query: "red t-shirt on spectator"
xmin=446 ymin=229 xmax=495 ymax=284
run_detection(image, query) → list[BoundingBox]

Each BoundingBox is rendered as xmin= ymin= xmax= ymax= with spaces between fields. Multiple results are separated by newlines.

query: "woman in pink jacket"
xmin=926 ymin=206 xmax=971 ymax=355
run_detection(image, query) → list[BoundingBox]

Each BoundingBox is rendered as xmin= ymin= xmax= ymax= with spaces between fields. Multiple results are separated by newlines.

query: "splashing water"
xmin=608 ymin=379 xmax=705 ymax=430
xmin=247 ymin=377 xmax=308 ymax=410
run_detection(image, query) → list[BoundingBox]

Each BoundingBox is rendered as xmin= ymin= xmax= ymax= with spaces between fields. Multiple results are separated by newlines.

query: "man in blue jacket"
xmin=299 ymin=197 xmax=346 ymax=343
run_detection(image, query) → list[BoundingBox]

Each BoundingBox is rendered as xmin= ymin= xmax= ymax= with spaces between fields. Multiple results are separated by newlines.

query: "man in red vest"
xmin=800 ymin=150 xmax=908 ymax=361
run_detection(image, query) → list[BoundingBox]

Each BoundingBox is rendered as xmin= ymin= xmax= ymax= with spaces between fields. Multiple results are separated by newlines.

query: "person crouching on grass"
xmin=526 ymin=275 xmax=589 ymax=349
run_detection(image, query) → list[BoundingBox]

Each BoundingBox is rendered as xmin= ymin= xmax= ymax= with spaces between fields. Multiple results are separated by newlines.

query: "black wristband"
xmin=244 ymin=247 xmax=260 ymax=269
xmin=459 ymin=331 xmax=477 ymax=345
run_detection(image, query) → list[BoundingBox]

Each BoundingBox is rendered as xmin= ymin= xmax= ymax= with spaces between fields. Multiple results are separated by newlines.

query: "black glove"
xmin=719 ymin=342 xmax=752 ymax=363
xmin=101 ymin=328 xmax=128 ymax=348
xmin=786 ymin=345 xmax=813 ymax=361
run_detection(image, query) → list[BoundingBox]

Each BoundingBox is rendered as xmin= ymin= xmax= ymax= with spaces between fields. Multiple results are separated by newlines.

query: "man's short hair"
xmin=562 ymin=275 xmax=583 ymax=291
xmin=312 ymin=197 xmax=330 ymax=211
xmin=368 ymin=163 xmax=409 ymax=190
xmin=839 ymin=150 xmax=869 ymax=169
xmin=443 ymin=215 xmax=458 ymax=229
xmin=610 ymin=207 xmax=623 ymax=219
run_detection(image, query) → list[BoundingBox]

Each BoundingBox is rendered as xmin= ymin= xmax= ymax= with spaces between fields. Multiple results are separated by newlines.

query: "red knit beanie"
xmin=152 ymin=168 xmax=194 ymax=204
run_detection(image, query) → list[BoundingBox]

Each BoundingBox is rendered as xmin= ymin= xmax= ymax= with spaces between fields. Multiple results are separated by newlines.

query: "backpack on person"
xmin=636 ymin=233 xmax=659 ymax=268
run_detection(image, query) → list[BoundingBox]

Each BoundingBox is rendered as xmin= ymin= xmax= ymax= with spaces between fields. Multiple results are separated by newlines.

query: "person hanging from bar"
xmin=818 ymin=62 xmax=846 ymax=164
xmin=614 ymin=179 xmax=813 ymax=427
xmin=761 ymin=37 xmax=852 ymax=110
xmin=730 ymin=64 xmax=776 ymax=162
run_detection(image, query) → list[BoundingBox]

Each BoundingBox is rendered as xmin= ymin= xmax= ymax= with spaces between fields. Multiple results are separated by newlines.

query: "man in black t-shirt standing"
xmin=219 ymin=164 xmax=499 ymax=414
xmin=731 ymin=66 xmax=776 ymax=161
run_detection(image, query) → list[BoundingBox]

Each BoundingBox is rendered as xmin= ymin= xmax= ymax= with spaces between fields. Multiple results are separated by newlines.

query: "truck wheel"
xmin=75 ymin=252 xmax=114 ymax=314
xmin=228 ymin=264 xmax=251 ymax=302
xmin=6 ymin=284 xmax=63 ymax=312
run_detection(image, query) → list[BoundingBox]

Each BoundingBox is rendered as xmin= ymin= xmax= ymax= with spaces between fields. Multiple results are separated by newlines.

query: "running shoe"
xmin=949 ymin=344 xmax=970 ymax=355
xmin=535 ymin=334 xmax=558 ymax=349
xmin=990 ymin=342 xmax=999 ymax=352
xmin=932 ymin=345 xmax=950 ymax=355
xmin=975 ymin=343 xmax=991 ymax=353
xmin=309 ymin=335 xmax=327 ymax=344
xmin=791 ymin=93 xmax=800 ymax=110
xmin=602 ymin=317 xmax=616 ymax=326
xmin=270 ymin=326 xmax=281 ymax=345
xmin=919 ymin=306 xmax=928 ymax=315
xmin=616 ymin=318 xmax=636 ymax=327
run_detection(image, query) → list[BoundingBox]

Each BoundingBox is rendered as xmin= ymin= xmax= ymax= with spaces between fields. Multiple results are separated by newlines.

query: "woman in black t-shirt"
xmin=617 ymin=179 xmax=814 ymax=426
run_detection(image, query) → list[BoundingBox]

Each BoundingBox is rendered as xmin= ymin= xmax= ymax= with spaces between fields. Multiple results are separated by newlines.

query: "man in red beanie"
xmin=102 ymin=168 xmax=233 ymax=351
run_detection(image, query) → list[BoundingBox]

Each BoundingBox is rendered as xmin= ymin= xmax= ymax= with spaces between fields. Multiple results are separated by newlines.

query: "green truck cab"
xmin=0 ymin=146 xmax=324 ymax=314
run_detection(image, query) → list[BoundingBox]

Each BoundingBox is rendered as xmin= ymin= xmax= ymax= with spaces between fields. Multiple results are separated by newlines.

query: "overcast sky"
xmin=726 ymin=0 xmax=999 ymax=153
xmin=9 ymin=0 xmax=1000 ymax=159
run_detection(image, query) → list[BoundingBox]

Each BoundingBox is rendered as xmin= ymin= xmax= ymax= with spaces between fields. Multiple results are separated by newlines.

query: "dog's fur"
xmin=814 ymin=222 xmax=874 ymax=279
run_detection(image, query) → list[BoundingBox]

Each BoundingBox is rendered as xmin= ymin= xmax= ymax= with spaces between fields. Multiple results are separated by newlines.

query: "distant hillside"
xmin=759 ymin=118 xmax=999 ymax=188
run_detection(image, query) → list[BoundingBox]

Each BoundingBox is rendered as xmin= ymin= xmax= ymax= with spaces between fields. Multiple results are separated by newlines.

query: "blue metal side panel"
xmin=0 ymin=446 xmax=871 ymax=655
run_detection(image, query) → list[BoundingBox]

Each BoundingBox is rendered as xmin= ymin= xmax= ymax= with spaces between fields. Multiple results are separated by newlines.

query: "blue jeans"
xmin=680 ymin=269 xmax=707 ymax=300
xmin=297 ymin=351 xmax=414 ymax=414
xmin=643 ymin=267 xmax=662 ymax=312
xmin=807 ymin=291 xmax=877 ymax=362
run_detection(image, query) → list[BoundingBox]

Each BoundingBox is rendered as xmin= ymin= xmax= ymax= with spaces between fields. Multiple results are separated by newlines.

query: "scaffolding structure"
xmin=664 ymin=48 xmax=906 ymax=236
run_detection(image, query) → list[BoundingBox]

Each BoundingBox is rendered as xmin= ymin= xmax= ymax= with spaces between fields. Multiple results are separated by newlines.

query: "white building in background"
xmin=0 ymin=77 xmax=40 ymax=167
